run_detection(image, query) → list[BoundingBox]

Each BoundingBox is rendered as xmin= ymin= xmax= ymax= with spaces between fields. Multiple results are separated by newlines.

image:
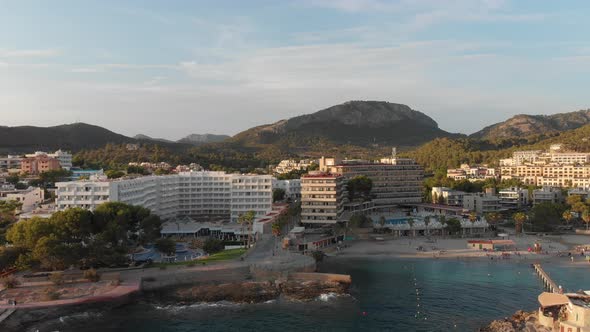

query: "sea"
xmin=28 ymin=257 xmax=589 ymax=332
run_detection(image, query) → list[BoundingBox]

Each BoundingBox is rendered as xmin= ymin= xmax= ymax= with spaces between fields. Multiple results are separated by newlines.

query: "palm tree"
xmin=562 ymin=210 xmax=573 ymax=225
xmin=513 ymin=212 xmax=527 ymax=235
xmin=468 ymin=211 xmax=477 ymax=235
xmin=424 ymin=216 xmax=431 ymax=236
xmin=407 ymin=217 xmax=415 ymax=237
xmin=439 ymin=215 xmax=447 ymax=237
xmin=238 ymin=210 xmax=256 ymax=249
xmin=582 ymin=209 xmax=590 ymax=230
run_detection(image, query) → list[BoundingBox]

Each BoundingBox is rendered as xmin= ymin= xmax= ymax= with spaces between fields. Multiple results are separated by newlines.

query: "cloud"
xmin=0 ymin=48 xmax=60 ymax=58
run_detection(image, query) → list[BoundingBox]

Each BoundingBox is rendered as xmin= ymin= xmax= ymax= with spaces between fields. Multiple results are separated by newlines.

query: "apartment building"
xmin=532 ymin=187 xmax=564 ymax=205
xmin=56 ymin=171 xmax=272 ymax=222
xmin=500 ymin=147 xmax=590 ymax=188
xmin=26 ymin=150 xmax=72 ymax=170
xmin=446 ymin=164 xmax=497 ymax=181
xmin=463 ymin=191 xmax=502 ymax=214
xmin=272 ymin=179 xmax=302 ymax=200
xmin=273 ymin=159 xmax=316 ymax=174
xmin=498 ymin=187 xmax=529 ymax=209
xmin=21 ymin=155 xmax=61 ymax=175
xmin=0 ymin=186 xmax=45 ymax=213
xmin=300 ymin=172 xmax=346 ymax=224
xmin=320 ymin=156 xmax=424 ymax=206
xmin=0 ymin=155 xmax=23 ymax=170
xmin=431 ymin=187 xmax=466 ymax=206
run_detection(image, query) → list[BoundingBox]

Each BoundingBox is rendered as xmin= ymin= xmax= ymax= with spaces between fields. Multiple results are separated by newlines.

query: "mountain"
xmin=231 ymin=101 xmax=462 ymax=151
xmin=133 ymin=134 xmax=174 ymax=144
xmin=0 ymin=123 xmax=135 ymax=153
xmin=471 ymin=109 xmax=590 ymax=140
xmin=177 ymin=134 xmax=230 ymax=145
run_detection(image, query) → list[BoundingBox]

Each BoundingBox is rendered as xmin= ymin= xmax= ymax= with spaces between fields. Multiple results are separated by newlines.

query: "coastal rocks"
xmin=171 ymin=278 xmax=350 ymax=303
xmin=480 ymin=310 xmax=551 ymax=332
xmin=175 ymin=281 xmax=279 ymax=303
xmin=279 ymin=280 xmax=349 ymax=301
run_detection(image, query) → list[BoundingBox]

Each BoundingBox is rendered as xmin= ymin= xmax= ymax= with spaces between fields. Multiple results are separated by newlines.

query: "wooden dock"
xmin=533 ymin=264 xmax=560 ymax=293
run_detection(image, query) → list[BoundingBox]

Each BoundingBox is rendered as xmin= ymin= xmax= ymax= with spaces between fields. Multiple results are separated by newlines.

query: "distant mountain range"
xmin=470 ymin=109 xmax=590 ymax=140
xmin=134 ymin=133 xmax=230 ymax=145
xmin=177 ymin=134 xmax=230 ymax=145
xmin=231 ymin=101 xmax=463 ymax=150
xmin=2 ymin=102 xmax=589 ymax=159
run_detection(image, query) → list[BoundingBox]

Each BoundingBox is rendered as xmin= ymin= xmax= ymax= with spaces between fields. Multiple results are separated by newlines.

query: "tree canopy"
xmin=4 ymin=202 xmax=162 ymax=271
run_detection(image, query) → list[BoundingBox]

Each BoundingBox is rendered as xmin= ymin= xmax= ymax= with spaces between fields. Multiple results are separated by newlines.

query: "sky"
xmin=1 ymin=0 xmax=590 ymax=139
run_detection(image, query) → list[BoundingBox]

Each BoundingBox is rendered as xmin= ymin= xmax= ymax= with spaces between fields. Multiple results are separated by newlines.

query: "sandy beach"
xmin=329 ymin=233 xmax=590 ymax=263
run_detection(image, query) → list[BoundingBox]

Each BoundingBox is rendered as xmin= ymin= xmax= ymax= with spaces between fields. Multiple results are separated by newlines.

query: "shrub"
xmin=203 ymin=238 xmax=224 ymax=254
xmin=50 ymin=272 xmax=64 ymax=285
xmin=83 ymin=268 xmax=100 ymax=282
xmin=41 ymin=287 xmax=60 ymax=301
xmin=155 ymin=238 xmax=176 ymax=255
xmin=1 ymin=276 xmax=20 ymax=289
xmin=311 ymin=250 xmax=325 ymax=263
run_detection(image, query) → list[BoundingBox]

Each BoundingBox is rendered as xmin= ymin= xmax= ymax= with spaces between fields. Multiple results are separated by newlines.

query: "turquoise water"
xmin=30 ymin=258 xmax=590 ymax=332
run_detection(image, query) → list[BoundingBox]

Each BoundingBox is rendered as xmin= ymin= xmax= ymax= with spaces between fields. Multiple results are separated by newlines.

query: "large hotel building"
xmin=300 ymin=172 xmax=346 ymax=224
xmin=500 ymin=145 xmax=590 ymax=188
xmin=56 ymin=171 xmax=273 ymax=222
xmin=319 ymin=156 xmax=424 ymax=206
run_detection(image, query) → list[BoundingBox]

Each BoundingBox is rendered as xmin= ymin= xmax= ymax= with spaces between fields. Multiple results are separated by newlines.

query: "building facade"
xmin=272 ymin=179 xmax=302 ymax=200
xmin=56 ymin=171 xmax=272 ymax=222
xmin=321 ymin=157 xmax=424 ymax=206
xmin=463 ymin=192 xmax=502 ymax=214
xmin=300 ymin=172 xmax=346 ymax=224
xmin=0 ymin=187 xmax=45 ymax=213
xmin=25 ymin=150 xmax=72 ymax=170
xmin=21 ymin=155 xmax=61 ymax=175
xmin=498 ymin=187 xmax=529 ymax=209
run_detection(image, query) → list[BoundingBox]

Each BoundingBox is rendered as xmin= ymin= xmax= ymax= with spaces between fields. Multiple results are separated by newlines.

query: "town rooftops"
xmin=302 ymin=172 xmax=342 ymax=178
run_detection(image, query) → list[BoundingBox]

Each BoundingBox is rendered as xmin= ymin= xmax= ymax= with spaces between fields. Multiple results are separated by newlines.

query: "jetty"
xmin=533 ymin=264 xmax=559 ymax=293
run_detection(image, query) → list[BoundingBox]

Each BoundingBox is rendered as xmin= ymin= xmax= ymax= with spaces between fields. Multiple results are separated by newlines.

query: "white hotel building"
xmin=56 ymin=171 xmax=273 ymax=222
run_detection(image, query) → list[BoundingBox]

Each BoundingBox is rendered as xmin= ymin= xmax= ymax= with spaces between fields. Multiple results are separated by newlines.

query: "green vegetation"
xmin=528 ymin=202 xmax=567 ymax=232
xmin=153 ymin=248 xmax=246 ymax=267
xmin=106 ymin=170 xmax=125 ymax=179
xmin=155 ymin=238 xmax=176 ymax=255
xmin=202 ymin=238 xmax=224 ymax=254
xmin=349 ymin=214 xmax=372 ymax=228
xmin=445 ymin=218 xmax=462 ymax=235
xmin=0 ymin=200 xmax=22 ymax=244
xmin=237 ymin=211 xmax=256 ymax=249
xmin=29 ymin=169 xmax=73 ymax=188
xmin=3 ymin=202 xmax=161 ymax=271
xmin=512 ymin=212 xmax=527 ymax=234
xmin=273 ymin=188 xmax=286 ymax=202
xmin=347 ymin=175 xmax=373 ymax=201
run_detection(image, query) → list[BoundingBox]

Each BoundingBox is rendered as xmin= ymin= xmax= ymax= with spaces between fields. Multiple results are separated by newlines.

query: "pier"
xmin=533 ymin=264 xmax=560 ymax=293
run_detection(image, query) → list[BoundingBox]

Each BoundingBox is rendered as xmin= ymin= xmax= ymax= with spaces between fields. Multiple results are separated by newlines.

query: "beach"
xmin=329 ymin=233 xmax=590 ymax=262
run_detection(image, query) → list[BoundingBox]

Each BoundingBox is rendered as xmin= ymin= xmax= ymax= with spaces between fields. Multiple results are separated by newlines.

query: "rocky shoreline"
xmin=171 ymin=278 xmax=351 ymax=303
xmin=479 ymin=310 xmax=552 ymax=332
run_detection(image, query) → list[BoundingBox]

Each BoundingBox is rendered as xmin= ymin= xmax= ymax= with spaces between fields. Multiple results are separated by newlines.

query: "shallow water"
xmin=29 ymin=258 xmax=589 ymax=332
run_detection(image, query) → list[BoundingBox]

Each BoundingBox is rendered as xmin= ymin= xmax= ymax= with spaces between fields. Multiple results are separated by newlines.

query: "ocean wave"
xmin=58 ymin=311 xmax=103 ymax=323
xmin=153 ymin=301 xmax=240 ymax=312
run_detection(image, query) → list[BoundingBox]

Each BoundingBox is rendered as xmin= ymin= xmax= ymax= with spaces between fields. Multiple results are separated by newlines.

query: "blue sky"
xmin=1 ymin=0 xmax=589 ymax=138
